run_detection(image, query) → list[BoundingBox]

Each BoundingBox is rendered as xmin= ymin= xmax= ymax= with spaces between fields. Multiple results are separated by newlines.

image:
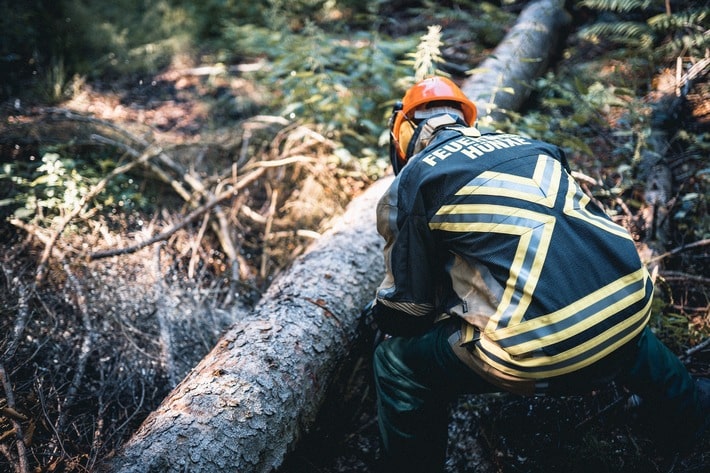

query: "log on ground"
xmin=100 ymin=176 xmax=392 ymax=473
xmin=634 ymin=59 xmax=709 ymax=270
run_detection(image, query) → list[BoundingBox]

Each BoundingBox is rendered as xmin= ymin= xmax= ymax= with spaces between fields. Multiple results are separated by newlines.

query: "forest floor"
xmin=280 ymin=332 xmax=710 ymax=473
xmin=56 ymin=62 xmax=710 ymax=473
xmin=2 ymin=16 xmax=709 ymax=473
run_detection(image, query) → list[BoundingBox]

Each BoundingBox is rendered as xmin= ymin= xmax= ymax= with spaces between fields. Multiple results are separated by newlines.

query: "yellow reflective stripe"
xmin=507 ymin=215 xmax=554 ymax=327
xmin=487 ymin=267 xmax=647 ymax=343
xmin=501 ymin=282 xmax=647 ymax=356
xmin=455 ymin=155 xmax=562 ymax=208
xmin=430 ymin=204 xmax=555 ymax=330
xmin=545 ymin=295 xmax=651 ymax=362
xmin=429 ymin=221 xmax=529 ymax=234
xmin=501 ymin=230 xmax=534 ymax=326
xmin=435 ymin=203 xmax=526 ymax=219
xmin=532 ymin=155 xmax=562 ymax=202
xmin=460 ymin=322 xmax=476 ymax=344
xmin=475 ymin=296 xmax=651 ymax=378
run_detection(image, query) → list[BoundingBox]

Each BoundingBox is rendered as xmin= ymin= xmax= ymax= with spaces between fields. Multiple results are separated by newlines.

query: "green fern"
xmin=648 ymin=9 xmax=710 ymax=56
xmin=222 ymin=19 xmax=413 ymax=158
xmin=648 ymin=9 xmax=709 ymax=31
xmin=579 ymin=0 xmax=656 ymax=13
xmin=578 ymin=1 xmax=708 ymax=59
xmin=578 ymin=21 xmax=655 ymax=50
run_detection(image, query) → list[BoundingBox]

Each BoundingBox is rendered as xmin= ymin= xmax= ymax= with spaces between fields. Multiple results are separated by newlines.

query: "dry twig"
xmin=0 ymin=266 xmax=30 ymax=362
xmin=683 ymin=337 xmax=710 ymax=361
xmin=260 ymin=188 xmax=279 ymax=279
xmin=153 ymin=245 xmax=177 ymax=387
xmin=32 ymin=145 xmax=164 ymax=285
xmin=660 ymin=270 xmax=710 ymax=286
xmin=90 ymin=134 xmax=194 ymax=203
xmin=57 ymin=263 xmax=94 ymax=435
xmin=0 ymin=364 xmax=29 ymax=473
xmin=88 ymin=167 xmax=266 ymax=260
xmin=188 ymin=213 xmax=211 ymax=279
xmin=646 ymin=238 xmax=710 ymax=265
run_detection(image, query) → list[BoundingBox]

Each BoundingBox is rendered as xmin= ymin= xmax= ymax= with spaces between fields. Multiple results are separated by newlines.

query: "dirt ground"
xmin=279 ymin=344 xmax=710 ymax=473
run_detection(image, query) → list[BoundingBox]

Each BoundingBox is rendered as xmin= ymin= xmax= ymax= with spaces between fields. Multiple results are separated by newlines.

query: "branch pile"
xmin=1 ymin=106 xmax=365 ymax=472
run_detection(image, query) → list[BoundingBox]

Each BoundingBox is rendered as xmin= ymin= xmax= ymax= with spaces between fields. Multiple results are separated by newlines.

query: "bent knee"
xmin=373 ymin=337 xmax=414 ymax=383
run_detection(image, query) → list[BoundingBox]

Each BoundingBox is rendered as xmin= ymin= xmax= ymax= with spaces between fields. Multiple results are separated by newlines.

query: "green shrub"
xmin=1 ymin=148 xmax=153 ymax=231
xmin=221 ymin=20 xmax=414 ymax=158
xmin=1 ymin=0 xmax=194 ymax=101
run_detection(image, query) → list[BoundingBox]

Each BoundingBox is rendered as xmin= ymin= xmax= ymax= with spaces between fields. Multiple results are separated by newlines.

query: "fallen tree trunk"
xmin=101 ymin=1 xmax=571 ymax=472
xmin=101 ymin=176 xmax=393 ymax=473
xmin=461 ymin=0 xmax=571 ymax=123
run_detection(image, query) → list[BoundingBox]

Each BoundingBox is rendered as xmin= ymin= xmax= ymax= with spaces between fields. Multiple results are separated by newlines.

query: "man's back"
xmin=379 ymin=130 xmax=652 ymax=379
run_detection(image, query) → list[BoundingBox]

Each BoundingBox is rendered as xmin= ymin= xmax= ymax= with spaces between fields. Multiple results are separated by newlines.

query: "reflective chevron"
xmin=455 ymin=153 xmax=562 ymax=208
xmin=429 ymin=204 xmax=555 ymax=331
xmin=563 ymin=172 xmax=631 ymax=239
xmin=427 ymin=153 xmax=651 ymax=378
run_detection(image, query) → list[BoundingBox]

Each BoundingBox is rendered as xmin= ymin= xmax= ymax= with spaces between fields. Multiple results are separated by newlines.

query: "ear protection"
xmin=389 ymin=110 xmax=465 ymax=175
xmin=388 ymin=101 xmax=406 ymax=175
xmin=398 ymin=119 xmax=416 ymax=158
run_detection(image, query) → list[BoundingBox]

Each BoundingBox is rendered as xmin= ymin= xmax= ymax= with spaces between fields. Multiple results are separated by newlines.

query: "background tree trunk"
xmin=461 ymin=0 xmax=571 ymax=123
xmin=634 ymin=58 xmax=709 ymax=272
xmin=102 ymin=1 xmax=571 ymax=471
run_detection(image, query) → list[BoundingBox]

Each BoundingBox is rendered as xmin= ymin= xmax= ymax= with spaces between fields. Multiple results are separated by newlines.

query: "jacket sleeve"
xmin=373 ymin=177 xmax=438 ymax=336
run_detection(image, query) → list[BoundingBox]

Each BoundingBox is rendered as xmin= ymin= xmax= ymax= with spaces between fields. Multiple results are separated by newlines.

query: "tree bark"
xmin=102 ymin=1 xmax=571 ymax=472
xmin=101 ymin=177 xmax=393 ymax=473
xmin=461 ymin=0 xmax=571 ymax=123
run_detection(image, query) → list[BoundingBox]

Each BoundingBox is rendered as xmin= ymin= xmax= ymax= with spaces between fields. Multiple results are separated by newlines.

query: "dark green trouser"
xmin=372 ymin=321 xmax=704 ymax=473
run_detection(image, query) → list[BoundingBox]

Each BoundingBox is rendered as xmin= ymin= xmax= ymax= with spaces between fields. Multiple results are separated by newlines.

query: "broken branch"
xmin=646 ymin=238 xmax=710 ymax=265
xmin=33 ymin=145 xmax=164 ymax=284
xmin=0 ymin=364 xmax=29 ymax=473
xmin=88 ymin=167 xmax=266 ymax=260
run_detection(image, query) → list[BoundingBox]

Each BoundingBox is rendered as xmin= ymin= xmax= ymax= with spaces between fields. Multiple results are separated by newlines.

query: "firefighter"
xmin=370 ymin=76 xmax=709 ymax=472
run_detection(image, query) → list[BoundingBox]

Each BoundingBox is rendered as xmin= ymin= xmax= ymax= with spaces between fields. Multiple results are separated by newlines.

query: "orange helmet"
xmin=389 ymin=76 xmax=477 ymax=172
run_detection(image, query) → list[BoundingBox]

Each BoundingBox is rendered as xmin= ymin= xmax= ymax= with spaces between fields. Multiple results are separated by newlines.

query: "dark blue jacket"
xmin=375 ymin=127 xmax=652 ymax=380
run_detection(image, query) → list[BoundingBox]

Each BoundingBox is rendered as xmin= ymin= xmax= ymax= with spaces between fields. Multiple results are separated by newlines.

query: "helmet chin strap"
xmin=405 ymin=113 xmax=477 ymax=158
